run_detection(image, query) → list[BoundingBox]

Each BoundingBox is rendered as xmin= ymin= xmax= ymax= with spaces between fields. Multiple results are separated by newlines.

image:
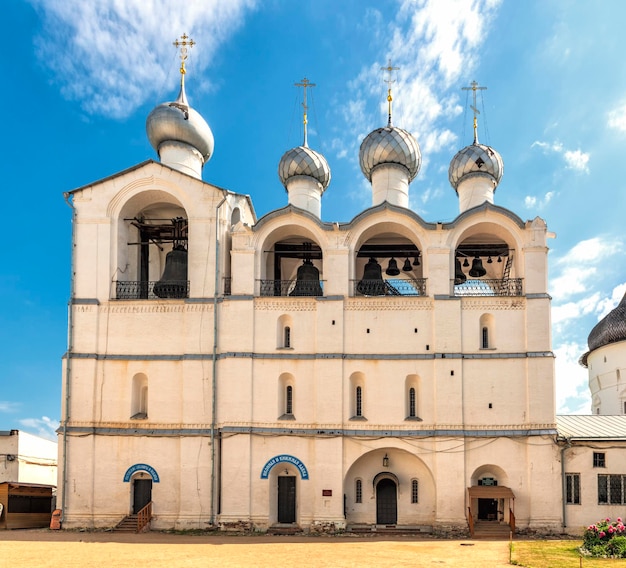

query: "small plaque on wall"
xmin=322 ymin=489 xmax=332 ymax=496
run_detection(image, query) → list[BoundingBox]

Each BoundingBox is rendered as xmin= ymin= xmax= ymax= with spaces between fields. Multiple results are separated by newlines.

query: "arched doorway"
xmin=132 ymin=477 xmax=152 ymax=514
xmin=376 ymin=478 xmax=397 ymax=524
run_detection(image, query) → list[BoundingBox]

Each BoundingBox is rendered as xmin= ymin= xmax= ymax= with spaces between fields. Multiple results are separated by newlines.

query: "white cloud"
xmin=19 ymin=417 xmax=60 ymax=442
xmin=554 ymin=342 xmax=591 ymax=414
xmin=524 ymin=191 xmax=554 ymax=210
xmin=532 ymin=139 xmax=589 ymax=173
xmin=29 ymin=0 xmax=257 ymax=118
xmin=608 ymin=103 xmax=626 ymax=132
xmin=552 ymin=293 xmax=601 ymax=327
xmin=0 ymin=401 xmax=20 ymax=413
xmin=594 ymin=282 xmax=626 ymax=320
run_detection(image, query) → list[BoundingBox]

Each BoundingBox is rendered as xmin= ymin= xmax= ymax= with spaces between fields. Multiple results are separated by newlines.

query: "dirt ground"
xmin=0 ymin=529 xmax=515 ymax=567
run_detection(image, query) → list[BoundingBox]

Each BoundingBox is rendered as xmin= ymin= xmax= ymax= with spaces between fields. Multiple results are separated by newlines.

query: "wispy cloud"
xmin=608 ymin=102 xmax=626 ymax=132
xmin=524 ymin=191 xmax=555 ymax=210
xmin=0 ymin=401 xmax=20 ymax=413
xmin=531 ymin=140 xmax=590 ymax=173
xmin=554 ymin=341 xmax=591 ymax=414
xmin=550 ymin=236 xmax=622 ymax=301
xmin=19 ymin=417 xmax=60 ymax=442
xmin=29 ymin=0 xmax=258 ymax=119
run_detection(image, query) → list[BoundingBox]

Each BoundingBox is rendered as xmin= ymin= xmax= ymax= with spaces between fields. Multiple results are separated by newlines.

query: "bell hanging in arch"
xmin=153 ymin=245 xmax=188 ymax=298
xmin=357 ymin=257 xmax=385 ymax=296
xmin=454 ymin=258 xmax=467 ymax=285
xmin=289 ymin=259 xmax=323 ymax=296
xmin=468 ymin=256 xmax=486 ymax=278
xmin=385 ymin=258 xmax=400 ymax=276
xmin=402 ymin=258 xmax=412 ymax=272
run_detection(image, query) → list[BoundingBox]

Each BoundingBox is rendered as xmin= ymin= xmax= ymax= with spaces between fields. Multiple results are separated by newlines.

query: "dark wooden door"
xmin=278 ymin=476 xmax=296 ymax=523
xmin=478 ymin=498 xmax=498 ymax=520
xmin=133 ymin=479 xmax=152 ymax=514
xmin=376 ymin=479 xmax=397 ymax=524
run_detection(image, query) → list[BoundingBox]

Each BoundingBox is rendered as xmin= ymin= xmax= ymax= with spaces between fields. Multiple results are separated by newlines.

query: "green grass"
xmin=511 ymin=540 xmax=623 ymax=567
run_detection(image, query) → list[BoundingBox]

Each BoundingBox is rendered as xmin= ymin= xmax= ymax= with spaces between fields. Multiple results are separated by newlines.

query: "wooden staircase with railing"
xmin=113 ymin=502 xmax=152 ymax=533
xmin=467 ymin=507 xmax=515 ymax=540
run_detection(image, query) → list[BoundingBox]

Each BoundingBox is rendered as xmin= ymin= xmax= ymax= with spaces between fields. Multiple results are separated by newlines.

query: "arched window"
xmin=405 ymin=375 xmax=422 ymax=421
xmin=411 ymin=479 xmax=419 ymax=504
xmin=356 ymin=386 xmax=363 ymax=417
xmin=349 ymin=373 xmax=366 ymax=420
xmin=286 ymin=385 xmax=293 ymax=415
xmin=277 ymin=315 xmax=293 ymax=349
xmin=284 ymin=326 xmax=291 ymax=348
xmin=479 ymin=313 xmax=495 ymax=350
xmin=131 ymin=373 xmax=148 ymax=420
xmin=355 ymin=479 xmax=363 ymax=503
xmin=482 ymin=326 xmax=489 ymax=349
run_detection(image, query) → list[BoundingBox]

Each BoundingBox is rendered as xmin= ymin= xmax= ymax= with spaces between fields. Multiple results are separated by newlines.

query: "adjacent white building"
xmin=56 ymin=48 xmax=626 ymax=536
xmin=0 ymin=430 xmax=57 ymax=487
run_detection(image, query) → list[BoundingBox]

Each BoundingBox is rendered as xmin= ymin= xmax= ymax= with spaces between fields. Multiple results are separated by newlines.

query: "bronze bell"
xmin=154 ymin=245 xmax=188 ymax=298
xmin=454 ymin=258 xmax=467 ymax=285
xmin=402 ymin=258 xmax=412 ymax=272
xmin=386 ymin=258 xmax=400 ymax=276
xmin=357 ymin=258 xmax=385 ymax=296
xmin=289 ymin=259 xmax=323 ymax=296
xmin=469 ymin=256 xmax=486 ymax=278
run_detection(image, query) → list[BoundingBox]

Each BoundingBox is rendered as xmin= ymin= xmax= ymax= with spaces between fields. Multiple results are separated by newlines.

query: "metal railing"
xmin=258 ymin=279 xmax=325 ymax=297
xmin=136 ymin=501 xmax=152 ymax=532
xmin=115 ymin=281 xmax=189 ymax=300
xmin=453 ymin=278 xmax=523 ymax=297
xmin=352 ymin=278 xmax=427 ymax=297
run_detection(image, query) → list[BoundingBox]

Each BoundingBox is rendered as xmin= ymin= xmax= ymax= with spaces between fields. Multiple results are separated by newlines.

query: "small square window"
xmin=593 ymin=452 xmax=606 ymax=468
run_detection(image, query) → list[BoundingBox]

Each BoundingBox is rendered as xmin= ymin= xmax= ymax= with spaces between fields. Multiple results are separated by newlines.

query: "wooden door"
xmin=278 ymin=476 xmax=296 ymax=523
xmin=133 ymin=479 xmax=152 ymax=514
xmin=376 ymin=478 xmax=397 ymax=524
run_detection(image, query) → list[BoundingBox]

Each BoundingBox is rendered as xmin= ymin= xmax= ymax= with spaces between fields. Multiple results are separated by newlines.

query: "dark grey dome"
xmin=359 ymin=126 xmax=421 ymax=182
xmin=278 ymin=145 xmax=331 ymax=190
xmin=588 ymin=293 xmax=626 ymax=352
xmin=449 ymin=143 xmax=503 ymax=192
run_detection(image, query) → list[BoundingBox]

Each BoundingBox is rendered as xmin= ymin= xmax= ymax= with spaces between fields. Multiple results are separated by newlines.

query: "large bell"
xmin=454 ymin=258 xmax=467 ymax=285
xmin=468 ymin=256 xmax=486 ymax=278
xmin=289 ymin=259 xmax=323 ymax=296
xmin=153 ymin=245 xmax=188 ymax=298
xmin=357 ymin=257 xmax=386 ymax=296
xmin=386 ymin=258 xmax=400 ymax=276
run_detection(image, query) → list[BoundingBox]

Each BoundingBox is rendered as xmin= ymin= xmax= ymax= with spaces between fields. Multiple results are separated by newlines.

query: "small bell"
xmin=463 ymin=257 xmax=470 ymax=267
xmin=402 ymin=258 xmax=412 ymax=272
xmin=412 ymin=253 xmax=421 ymax=266
xmin=487 ymin=256 xmax=493 ymax=264
xmin=386 ymin=258 xmax=400 ymax=276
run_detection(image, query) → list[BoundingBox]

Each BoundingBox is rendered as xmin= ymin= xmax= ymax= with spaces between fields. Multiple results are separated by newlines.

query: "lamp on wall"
xmin=382 ymin=454 xmax=389 ymax=467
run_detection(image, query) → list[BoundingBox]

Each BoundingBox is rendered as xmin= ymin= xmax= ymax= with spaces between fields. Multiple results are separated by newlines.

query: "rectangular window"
xmin=565 ymin=473 xmax=580 ymax=504
xmin=356 ymin=386 xmax=363 ymax=417
xmin=593 ymin=452 xmax=606 ymax=468
xmin=355 ymin=479 xmax=362 ymax=504
xmin=411 ymin=479 xmax=419 ymax=504
xmin=598 ymin=474 xmax=626 ymax=504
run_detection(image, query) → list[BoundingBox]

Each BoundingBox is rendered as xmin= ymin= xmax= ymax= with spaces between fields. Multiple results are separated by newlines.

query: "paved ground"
xmin=0 ymin=530 xmax=514 ymax=567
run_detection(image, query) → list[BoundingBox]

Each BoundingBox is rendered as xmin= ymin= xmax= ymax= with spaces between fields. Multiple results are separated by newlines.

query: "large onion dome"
xmin=359 ymin=126 xmax=421 ymax=182
xmin=278 ymin=145 xmax=331 ymax=190
xmin=449 ymin=142 xmax=503 ymax=192
xmin=588 ymin=293 xmax=626 ymax=352
xmin=146 ymin=82 xmax=214 ymax=165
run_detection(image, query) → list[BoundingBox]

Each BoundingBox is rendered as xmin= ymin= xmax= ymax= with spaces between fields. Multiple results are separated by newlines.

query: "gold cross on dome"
xmin=462 ymin=80 xmax=487 ymax=143
xmin=381 ymin=59 xmax=399 ymax=126
xmin=173 ymin=33 xmax=196 ymax=76
xmin=295 ymin=77 xmax=316 ymax=147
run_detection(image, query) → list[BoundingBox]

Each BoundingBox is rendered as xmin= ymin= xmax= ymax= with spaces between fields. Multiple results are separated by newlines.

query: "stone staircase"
xmin=267 ymin=523 xmax=303 ymax=535
xmin=472 ymin=521 xmax=512 ymax=540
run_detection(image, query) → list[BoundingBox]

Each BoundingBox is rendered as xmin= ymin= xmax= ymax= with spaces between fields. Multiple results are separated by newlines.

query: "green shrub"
xmin=581 ymin=517 xmax=626 ymax=558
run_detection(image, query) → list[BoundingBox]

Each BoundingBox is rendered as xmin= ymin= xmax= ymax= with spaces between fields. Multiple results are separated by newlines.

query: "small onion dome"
xmin=146 ymin=83 xmax=214 ymax=164
xmin=278 ymin=145 xmax=331 ymax=190
xmin=448 ymin=143 xmax=503 ymax=192
xmin=359 ymin=126 xmax=421 ymax=182
xmin=588 ymin=293 xmax=626 ymax=352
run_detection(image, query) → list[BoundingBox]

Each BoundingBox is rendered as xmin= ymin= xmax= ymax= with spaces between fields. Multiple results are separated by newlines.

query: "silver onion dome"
xmin=359 ymin=126 xmax=421 ymax=182
xmin=587 ymin=293 xmax=626 ymax=352
xmin=146 ymin=84 xmax=214 ymax=164
xmin=278 ymin=145 xmax=331 ymax=190
xmin=449 ymin=143 xmax=503 ymax=192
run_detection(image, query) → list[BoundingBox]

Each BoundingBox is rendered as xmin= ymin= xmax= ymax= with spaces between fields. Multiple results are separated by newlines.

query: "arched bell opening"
xmin=115 ymin=194 xmax=189 ymax=300
xmin=354 ymin=232 xmax=424 ymax=297
xmin=260 ymin=231 xmax=324 ymax=297
xmin=453 ymin=224 xmax=519 ymax=297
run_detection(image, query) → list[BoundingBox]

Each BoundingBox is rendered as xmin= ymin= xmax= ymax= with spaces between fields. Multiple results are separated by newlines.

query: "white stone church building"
xmin=57 ymin=48 xmax=626 ymax=536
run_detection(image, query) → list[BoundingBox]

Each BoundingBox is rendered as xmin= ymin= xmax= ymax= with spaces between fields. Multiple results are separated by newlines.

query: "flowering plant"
xmin=582 ymin=517 xmax=626 ymax=558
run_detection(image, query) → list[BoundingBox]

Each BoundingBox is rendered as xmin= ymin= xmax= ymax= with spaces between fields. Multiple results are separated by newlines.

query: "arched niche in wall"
xmin=453 ymin=221 xmax=520 ymax=297
xmin=479 ymin=313 xmax=496 ymax=349
xmin=277 ymin=314 xmax=294 ymax=349
xmin=257 ymin=223 xmax=325 ymax=298
xmin=352 ymin=221 xmax=425 ymax=297
xmin=113 ymin=189 xmax=189 ymax=300
xmin=278 ymin=372 xmax=296 ymax=419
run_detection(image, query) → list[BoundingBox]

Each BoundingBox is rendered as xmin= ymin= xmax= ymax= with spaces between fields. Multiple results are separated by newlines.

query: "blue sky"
xmin=3 ymin=0 xmax=626 ymax=440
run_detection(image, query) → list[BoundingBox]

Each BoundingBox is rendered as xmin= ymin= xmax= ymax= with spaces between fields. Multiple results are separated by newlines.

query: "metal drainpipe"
xmin=61 ymin=192 xmax=76 ymax=525
xmin=210 ymin=196 xmax=227 ymax=526
xmin=560 ymin=438 xmax=571 ymax=530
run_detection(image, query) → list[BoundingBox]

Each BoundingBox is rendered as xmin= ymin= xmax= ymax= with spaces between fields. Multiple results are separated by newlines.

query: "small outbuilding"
xmin=0 ymin=482 xmax=54 ymax=529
